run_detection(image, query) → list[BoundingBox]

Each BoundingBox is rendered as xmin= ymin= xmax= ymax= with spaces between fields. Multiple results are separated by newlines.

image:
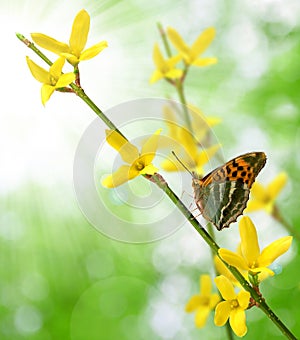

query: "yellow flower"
xmin=31 ymin=9 xmax=108 ymax=66
xmin=102 ymin=129 xmax=161 ymax=188
xmin=185 ymin=275 xmax=220 ymax=328
xmin=26 ymin=56 xmax=75 ymax=105
xmin=150 ymin=44 xmax=183 ymax=83
xmin=187 ymin=104 xmax=221 ymax=143
xmin=214 ymin=275 xmax=250 ymax=337
xmin=167 ymin=27 xmax=217 ymax=66
xmin=161 ymin=123 xmax=219 ymax=174
xmin=219 ymin=216 xmax=293 ymax=279
xmin=214 ymin=256 xmax=241 ymax=286
xmin=246 ymin=172 xmax=288 ymax=214
xmin=161 ymin=105 xmax=221 ymax=146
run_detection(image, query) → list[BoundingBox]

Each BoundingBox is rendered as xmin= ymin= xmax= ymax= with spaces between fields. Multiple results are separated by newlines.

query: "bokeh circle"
xmin=73 ymin=98 xmax=221 ymax=243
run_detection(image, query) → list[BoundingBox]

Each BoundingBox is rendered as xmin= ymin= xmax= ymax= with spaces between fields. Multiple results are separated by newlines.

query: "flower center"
xmin=50 ymin=75 xmax=57 ymax=86
xmin=230 ymin=299 xmax=239 ymax=309
xmin=262 ymin=194 xmax=271 ymax=204
xmin=202 ymin=296 xmax=210 ymax=306
xmin=249 ymin=261 xmax=258 ymax=269
xmin=135 ymin=161 xmax=145 ymax=171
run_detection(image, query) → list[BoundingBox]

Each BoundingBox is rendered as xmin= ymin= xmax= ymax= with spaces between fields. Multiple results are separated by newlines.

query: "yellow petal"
xmin=69 ymin=9 xmax=90 ymax=56
xmin=165 ymin=69 xmax=183 ymax=79
xmin=31 ymin=33 xmax=69 ymax=55
xmin=178 ymin=126 xmax=198 ymax=159
xmin=138 ymin=163 xmax=158 ymax=175
xmin=60 ymin=53 xmax=80 ymax=66
xmin=185 ymin=295 xmax=202 ymax=312
xmin=250 ymin=181 xmax=266 ymax=201
xmin=41 ymin=84 xmax=55 ymax=105
xmin=250 ymin=266 xmax=275 ymax=277
xmin=214 ymin=301 xmax=231 ymax=326
xmin=196 ymin=144 xmax=220 ymax=167
xmin=105 ymin=130 xmax=139 ymax=164
xmin=214 ymin=256 xmax=239 ymax=285
xmin=50 ymin=57 xmax=65 ymax=79
xmin=230 ymin=309 xmax=247 ymax=337
xmin=163 ymin=106 xmax=178 ymax=139
xmin=215 ymin=275 xmax=236 ymax=301
xmin=258 ymin=236 xmax=293 ymax=267
xmin=189 ymin=106 xmax=210 ymax=141
xmin=167 ymin=27 xmax=189 ymax=54
xmin=152 ymin=43 xmax=165 ymax=70
xmin=206 ymin=117 xmax=222 ymax=127
xmin=56 ymin=73 xmax=76 ymax=88
xmin=209 ymin=294 xmax=221 ymax=309
xmin=239 ymin=216 xmax=260 ymax=266
xmin=192 ymin=57 xmax=218 ymax=67
xmin=167 ymin=54 xmax=182 ymax=68
xmin=80 ymin=41 xmax=108 ymax=61
xmin=161 ymin=158 xmax=182 ymax=172
xmin=195 ymin=306 xmax=210 ymax=328
xmin=199 ymin=274 xmax=212 ymax=297
xmin=218 ymin=249 xmax=248 ymax=271
xmin=245 ymin=200 xmax=266 ymax=213
xmin=26 ymin=57 xmax=50 ymax=84
xmin=149 ymin=70 xmax=164 ymax=84
xmin=237 ymin=291 xmax=250 ymax=310
xmin=140 ymin=129 xmax=162 ymax=164
xmin=191 ymin=27 xmax=216 ymax=57
xmin=257 ymin=269 xmax=274 ymax=282
xmin=267 ymin=172 xmax=288 ymax=200
xmin=101 ymin=165 xmax=135 ymax=188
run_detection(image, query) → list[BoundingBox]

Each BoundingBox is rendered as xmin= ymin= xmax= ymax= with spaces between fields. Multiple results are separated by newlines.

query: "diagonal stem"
xmin=156 ymin=24 xmax=194 ymax=136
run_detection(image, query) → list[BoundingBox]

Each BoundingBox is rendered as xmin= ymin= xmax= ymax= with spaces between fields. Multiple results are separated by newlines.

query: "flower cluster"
xmin=186 ymin=216 xmax=292 ymax=337
xmin=26 ymin=9 xmax=107 ymax=105
xmin=150 ymin=26 xmax=217 ymax=84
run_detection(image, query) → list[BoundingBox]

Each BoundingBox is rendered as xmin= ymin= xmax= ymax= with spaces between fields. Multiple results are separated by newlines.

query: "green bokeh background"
xmin=2 ymin=0 xmax=300 ymax=339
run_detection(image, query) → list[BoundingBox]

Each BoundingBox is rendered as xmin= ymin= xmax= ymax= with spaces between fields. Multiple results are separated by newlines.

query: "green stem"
xmin=225 ymin=321 xmax=235 ymax=340
xmin=207 ymin=223 xmax=234 ymax=340
xmin=16 ymin=33 xmax=53 ymax=65
xmin=156 ymin=22 xmax=172 ymax=57
xmin=18 ymin=33 xmax=297 ymax=340
xmin=70 ymin=83 xmax=127 ymax=139
xmin=155 ymin=25 xmax=193 ymax=135
xmin=175 ymin=81 xmax=194 ymax=135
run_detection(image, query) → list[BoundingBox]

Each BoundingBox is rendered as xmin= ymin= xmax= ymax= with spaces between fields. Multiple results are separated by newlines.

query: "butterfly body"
xmin=192 ymin=152 xmax=267 ymax=230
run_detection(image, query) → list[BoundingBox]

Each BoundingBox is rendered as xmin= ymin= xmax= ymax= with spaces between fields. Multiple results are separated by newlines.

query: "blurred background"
xmin=1 ymin=0 xmax=300 ymax=339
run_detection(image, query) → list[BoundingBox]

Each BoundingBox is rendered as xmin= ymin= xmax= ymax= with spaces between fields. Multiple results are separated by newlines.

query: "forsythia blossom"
xmin=219 ymin=216 xmax=293 ymax=280
xmin=31 ymin=9 xmax=108 ymax=66
xmin=150 ymin=43 xmax=183 ymax=83
xmin=246 ymin=172 xmax=288 ymax=214
xmin=167 ymin=26 xmax=217 ymax=67
xmin=102 ymin=129 xmax=161 ymax=188
xmin=26 ymin=56 xmax=75 ymax=105
xmin=161 ymin=124 xmax=219 ymax=174
xmin=214 ymin=275 xmax=250 ymax=337
xmin=185 ymin=275 xmax=220 ymax=328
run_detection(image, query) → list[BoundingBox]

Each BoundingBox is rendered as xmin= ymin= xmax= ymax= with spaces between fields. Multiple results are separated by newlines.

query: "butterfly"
xmin=192 ymin=152 xmax=267 ymax=230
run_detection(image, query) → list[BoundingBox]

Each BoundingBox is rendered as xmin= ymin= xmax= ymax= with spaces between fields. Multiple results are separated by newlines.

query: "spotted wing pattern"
xmin=192 ymin=152 xmax=267 ymax=230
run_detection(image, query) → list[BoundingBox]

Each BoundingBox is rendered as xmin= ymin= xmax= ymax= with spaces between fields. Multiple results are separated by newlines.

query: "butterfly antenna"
xmin=171 ymin=151 xmax=194 ymax=177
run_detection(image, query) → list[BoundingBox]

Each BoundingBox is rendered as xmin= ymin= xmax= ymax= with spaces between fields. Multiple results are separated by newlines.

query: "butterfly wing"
xmin=195 ymin=152 xmax=266 ymax=230
xmin=201 ymin=180 xmax=250 ymax=230
xmin=201 ymin=152 xmax=266 ymax=188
